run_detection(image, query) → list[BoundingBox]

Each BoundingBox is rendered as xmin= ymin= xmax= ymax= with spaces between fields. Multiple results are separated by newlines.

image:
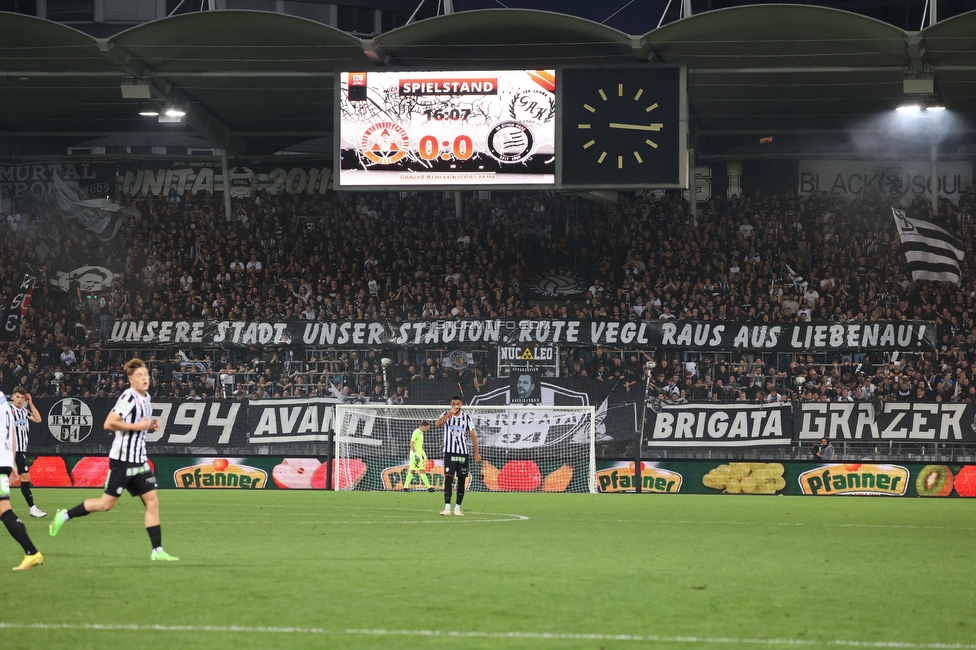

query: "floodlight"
xmin=158 ymin=106 xmax=187 ymax=124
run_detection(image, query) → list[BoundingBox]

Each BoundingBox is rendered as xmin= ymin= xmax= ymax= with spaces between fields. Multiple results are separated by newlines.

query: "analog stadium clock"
xmin=560 ymin=67 xmax=683 ymax=188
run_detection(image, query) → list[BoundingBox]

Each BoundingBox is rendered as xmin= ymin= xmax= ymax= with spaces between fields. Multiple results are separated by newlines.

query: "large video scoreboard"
xmin=338 ymin=69 xmax=556 ymax=187
xmin=336 ymin=66 xmax=687 ymax=190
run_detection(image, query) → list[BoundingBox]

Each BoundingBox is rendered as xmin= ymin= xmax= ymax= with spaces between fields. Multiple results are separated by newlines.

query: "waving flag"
xmin=785 ymin=263 xmax=808 ymax=292
xmin=53 ymin=175 xmax=136 ymax=241
xmin=892 ymin=207 xmax=965 ymax=284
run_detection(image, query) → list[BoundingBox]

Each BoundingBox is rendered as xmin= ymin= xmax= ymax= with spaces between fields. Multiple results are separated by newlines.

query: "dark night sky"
xmin=444 ymin=0 xmax=950 ymax=34
xmin=452 ymin=0 xmax=671 ymax=34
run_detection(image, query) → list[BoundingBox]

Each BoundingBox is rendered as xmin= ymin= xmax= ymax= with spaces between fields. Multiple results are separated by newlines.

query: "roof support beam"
xmin=0 ymin=71 xmax=334 ymax=78
xmin=698 ymin=127 xmax=976 ymax=136
xmin=630 ymin=35 xmax=652 ymax=61
xmin=363 ymin=39 xmax=389 ymax=65
xmin=691 ymin=66 xmax=903 ymax=74
xmin=95 ymin=38 xmax=240 ymax=154
xmin=905 ymin=32 xmax=926 ymax=73
xmin=0 ymin=71 xmax=121 ymax=77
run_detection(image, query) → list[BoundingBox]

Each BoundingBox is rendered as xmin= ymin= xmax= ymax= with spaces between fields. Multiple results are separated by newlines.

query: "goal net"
xmin=333 ymin=404 xmax=596 ymax=493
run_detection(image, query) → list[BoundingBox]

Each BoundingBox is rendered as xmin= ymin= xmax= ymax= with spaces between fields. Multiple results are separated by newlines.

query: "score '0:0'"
xmin=418 ymin=135 xmax=475 ymax=161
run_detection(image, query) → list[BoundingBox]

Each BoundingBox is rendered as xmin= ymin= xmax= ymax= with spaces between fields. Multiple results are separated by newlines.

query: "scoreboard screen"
xmin=337 ymin=70 xmax=556 ymax=187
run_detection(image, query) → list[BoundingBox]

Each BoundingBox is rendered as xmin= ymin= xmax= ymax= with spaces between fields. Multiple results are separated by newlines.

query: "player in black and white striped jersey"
xmin=435 ymin=396 xmax=481 ymax=516
xmin=48 ymin=358 xmax=179 ymax=562
xmin=11 ymin=387 xmax=45 ymax=518
xmin=0 ymin=390 xmax=44 ymax=570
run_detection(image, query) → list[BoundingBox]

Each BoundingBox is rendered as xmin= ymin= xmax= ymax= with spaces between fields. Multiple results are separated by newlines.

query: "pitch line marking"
xmin=89 ymin=503 xmax=528 ymax=519
xmin=1 ymin=623 xmax=973 ymax=648
xmin=551 ymin=518 xmax=975 ymax=531
xmin=291 ymin=511 xmax=530 ymax=525
xmin=59 ymin=511 xmax=529 ymax=526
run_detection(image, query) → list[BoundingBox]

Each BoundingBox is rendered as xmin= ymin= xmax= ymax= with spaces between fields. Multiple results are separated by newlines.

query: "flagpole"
xmin=221 ymin=148 xmax=233 ymax=223
xmin=638 ymin=359 xmax=658 ymax=494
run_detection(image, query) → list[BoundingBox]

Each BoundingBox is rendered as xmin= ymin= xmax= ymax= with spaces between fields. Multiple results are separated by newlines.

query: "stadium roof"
xmin=0 ymin=6 xmax=974 ymax=158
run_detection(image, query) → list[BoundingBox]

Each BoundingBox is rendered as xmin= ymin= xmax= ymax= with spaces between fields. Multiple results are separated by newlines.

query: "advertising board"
xmin=593 ymin=461 xmax=976 ymax=497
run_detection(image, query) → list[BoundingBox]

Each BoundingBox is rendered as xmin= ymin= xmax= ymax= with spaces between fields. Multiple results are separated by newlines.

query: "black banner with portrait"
xmin=510 ymin=372 xmax=542 ymax=405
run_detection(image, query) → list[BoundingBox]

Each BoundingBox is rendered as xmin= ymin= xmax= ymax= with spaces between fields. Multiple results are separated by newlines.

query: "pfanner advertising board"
xmin=337 ymin=70 xmax=555 ymax=187
xmin=593 ymin=461 xmax=976 ymax=497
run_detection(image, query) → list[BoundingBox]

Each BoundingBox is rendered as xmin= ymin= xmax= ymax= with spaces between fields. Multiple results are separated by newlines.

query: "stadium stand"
xmin=2 ymin=183 xmax=973 ymax=408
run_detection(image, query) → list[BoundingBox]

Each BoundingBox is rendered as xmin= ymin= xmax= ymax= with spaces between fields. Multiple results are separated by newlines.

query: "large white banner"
xmin=338 ymin=70 xmax=555 ymax=187
xmin=798 ymin=159 xmax=972 ymax=205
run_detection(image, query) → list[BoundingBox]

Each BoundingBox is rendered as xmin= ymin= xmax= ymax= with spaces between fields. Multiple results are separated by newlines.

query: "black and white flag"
xmin=892 ymin=207 xmax=965 ymax=284
xmin=53 ymin=174 xmax=135 ymax=241
xmin=784 ymin=263 xmax=808 ymax=292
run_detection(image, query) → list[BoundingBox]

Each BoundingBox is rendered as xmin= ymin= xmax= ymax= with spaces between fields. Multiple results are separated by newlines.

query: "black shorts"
xmin=443 ymin=453 xmax=470 ymax=477
xmin=0 ymin=466 xmax=11 ymax=501
xmin=104 ymin=459 xmax=158 ymax=498
xmin=15 ymin=452 xmax=31 ymax=474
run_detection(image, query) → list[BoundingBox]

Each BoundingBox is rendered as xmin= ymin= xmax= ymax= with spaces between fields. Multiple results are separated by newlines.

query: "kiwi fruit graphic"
xmin=915 ymin=465 xmax=953 ymax=497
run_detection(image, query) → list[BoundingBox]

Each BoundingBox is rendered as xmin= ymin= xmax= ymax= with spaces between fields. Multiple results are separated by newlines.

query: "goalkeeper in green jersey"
xmin=403 ymin=420 xmax=433 ymax=491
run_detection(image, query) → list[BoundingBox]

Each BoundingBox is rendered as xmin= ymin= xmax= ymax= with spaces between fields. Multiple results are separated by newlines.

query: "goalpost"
xmin=333 ymin=404 xmax=597 ymax=493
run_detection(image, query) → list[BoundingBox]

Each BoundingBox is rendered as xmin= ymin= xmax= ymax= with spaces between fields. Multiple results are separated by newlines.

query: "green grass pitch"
xmin=2 ymin=489 xmax=975 ymax=649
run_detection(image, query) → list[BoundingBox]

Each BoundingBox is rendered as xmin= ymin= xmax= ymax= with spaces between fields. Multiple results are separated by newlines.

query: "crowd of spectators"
xmin=0 ymin=178 xmax=974 ymax=403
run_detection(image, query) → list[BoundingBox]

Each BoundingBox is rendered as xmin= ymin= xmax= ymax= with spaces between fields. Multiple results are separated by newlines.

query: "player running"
xmin=11 ymin=387 xmax=45 ymax=517
xmin=436 ymin=396 xmax=481 ymax=516
xmin=49 ymin=358 xmax=179 ymax=562
xmin=402 ymin=420 xmax=433 ymax=491
xmin=0 ymin=391 xmax=44 ymax=570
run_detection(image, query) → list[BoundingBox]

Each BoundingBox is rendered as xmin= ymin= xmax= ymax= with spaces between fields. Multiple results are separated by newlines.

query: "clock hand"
xmin=608 ymin=123 xmax=664 ymax=132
